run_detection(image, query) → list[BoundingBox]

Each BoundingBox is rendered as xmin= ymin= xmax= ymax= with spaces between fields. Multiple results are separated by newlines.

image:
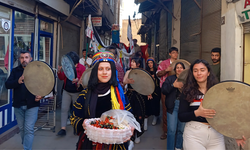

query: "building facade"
xmin=0 ymin=0 xmax=119 ymax=144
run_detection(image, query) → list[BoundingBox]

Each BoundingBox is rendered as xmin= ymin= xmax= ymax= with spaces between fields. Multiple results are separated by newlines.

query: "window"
xmin=0 ymin=5 xmax=11 ymax=107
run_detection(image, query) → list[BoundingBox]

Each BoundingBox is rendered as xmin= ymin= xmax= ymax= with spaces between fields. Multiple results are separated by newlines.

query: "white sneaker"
xmin=67 ymin=119 xmax=71 ymax=125
xmin=134 ymin=136 xmax=140 ymax=144
xmin=152 ymin=116 xmax=157 ymax=125
xmin=144 ymin=118 xmax=148 ymax=131
xmin=128 ymin=140 xmax=134 ymax=150
xmin=175 ymin=148 xmax=181 ymax=150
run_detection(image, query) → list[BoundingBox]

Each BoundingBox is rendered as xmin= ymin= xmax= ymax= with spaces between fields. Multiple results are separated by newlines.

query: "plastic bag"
xmin=100 ymin=109 xmax=141 ymax=132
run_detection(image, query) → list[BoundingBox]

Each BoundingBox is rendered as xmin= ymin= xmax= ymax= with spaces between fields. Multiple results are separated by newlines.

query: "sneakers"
xmin=134 ymin=136 xmax=140 ymax=144
xmin=160 ymin=132 xmax=167 ymax=140
xmin=57 ymin=129 xmax=66 ymax=136
xmin=128 ymin=140 xmax=134 ymax=150
xmin=144 ymin=118 xmax=148 ymax=131
xmin=175 ymin=148 xmax=181 ymax=150
xmin=152 ymin=116 xmax=157 ymax=125
xmin=67 ymin=119 xmax=71 ymax=125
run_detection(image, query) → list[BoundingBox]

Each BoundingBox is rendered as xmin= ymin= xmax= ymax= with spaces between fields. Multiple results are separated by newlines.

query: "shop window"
xmin=14 ymin=11 xmax=34 ymax=67
xmin=39 ymin=36 xmax=51 ymax=64
xmin=0 ymin=5 xmax=11 ymax=106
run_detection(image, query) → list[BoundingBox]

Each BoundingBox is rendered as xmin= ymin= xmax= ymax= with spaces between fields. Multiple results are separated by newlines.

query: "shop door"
xmin=244 ymin=33 xmax=250 ymax=84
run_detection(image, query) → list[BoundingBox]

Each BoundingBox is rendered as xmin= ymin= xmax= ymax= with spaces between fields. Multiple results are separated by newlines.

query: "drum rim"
xmin=81 ymin=68 xmax=92 ymax=88
xmin=23 ymin=61 xmax=55 ymax=96
xmin=61 ymin=54 xmax=77 ymax=80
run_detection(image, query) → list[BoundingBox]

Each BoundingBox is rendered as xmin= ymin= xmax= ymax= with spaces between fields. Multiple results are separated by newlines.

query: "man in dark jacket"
xmin=5 ymin=50 xmax=43 ymax=150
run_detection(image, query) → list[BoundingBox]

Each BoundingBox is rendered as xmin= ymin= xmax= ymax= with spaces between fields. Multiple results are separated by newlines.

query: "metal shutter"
xmin=201 ymin=0 xmax=221 ymax=64
xmin=159 ymin=9 xmax=168 ymax=61
xmin=180 ymin=0 xmax=202 ymax=63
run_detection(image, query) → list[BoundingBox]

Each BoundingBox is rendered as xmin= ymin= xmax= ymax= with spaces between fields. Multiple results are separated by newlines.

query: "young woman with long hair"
xmin=178 ymin=59 xmax=246 ymax=150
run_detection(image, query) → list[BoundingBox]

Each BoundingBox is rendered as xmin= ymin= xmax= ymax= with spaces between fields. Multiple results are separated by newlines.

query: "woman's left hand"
xmin=148 ymin=95 xmax=153 ymax=100
xmin=236 ymin=136 xmax=246 ymax=148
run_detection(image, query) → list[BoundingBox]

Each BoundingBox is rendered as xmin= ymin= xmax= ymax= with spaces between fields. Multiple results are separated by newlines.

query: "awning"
xmin=137 ymin=25 xmax=151 ymax=34
xmin=138 ymin=1 xmax=157 ymax=13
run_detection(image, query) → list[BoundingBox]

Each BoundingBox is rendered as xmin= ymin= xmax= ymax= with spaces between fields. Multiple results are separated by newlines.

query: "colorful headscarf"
xmin=91 ymin=51 xmax=116 ymax=66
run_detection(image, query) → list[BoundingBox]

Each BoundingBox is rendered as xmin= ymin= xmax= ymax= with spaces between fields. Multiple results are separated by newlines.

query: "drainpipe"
xmin=154 ymin=23 xmax=157 ymax=59
xmin=34 ymin=4 xmax=39 ymax=61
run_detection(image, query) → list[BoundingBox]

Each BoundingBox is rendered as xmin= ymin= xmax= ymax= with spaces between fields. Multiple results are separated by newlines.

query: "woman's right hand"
xmin=236 ymin=136 xmax=246 ymax=148
xmin=126 ymin=78 xmax=135 ymax=84
xmin=82 ymin=119 xmax=87 ymax=130
xmin=194 ymin=102 xmax=216 ymax=118
xmin=58 ymin=65 xmax=62 ymax=73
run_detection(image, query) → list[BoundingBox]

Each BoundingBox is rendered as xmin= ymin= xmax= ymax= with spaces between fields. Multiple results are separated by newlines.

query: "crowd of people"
xmin=5 ymin=38 xmax=247 ymax=150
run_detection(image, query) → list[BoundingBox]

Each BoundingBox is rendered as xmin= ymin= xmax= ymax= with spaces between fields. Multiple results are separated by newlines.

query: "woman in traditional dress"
xmin=144 ymin=57 xmax=161 ymax=130
xmin=71 ymin=51 xmax=132 ymax=150
xmin=123 ymin=57 xmax=146 ymax=145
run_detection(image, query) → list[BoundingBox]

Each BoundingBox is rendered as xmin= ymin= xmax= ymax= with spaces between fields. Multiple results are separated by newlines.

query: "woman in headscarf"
xmin=71 ymin=51 xmax=132 ymax=150
xmin=144 ymin=57 xmax=161 ymax=130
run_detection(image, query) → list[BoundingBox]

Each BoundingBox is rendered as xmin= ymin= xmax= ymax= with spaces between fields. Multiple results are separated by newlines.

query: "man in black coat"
xmin=5 ymin=50 xmax=43 ymax=150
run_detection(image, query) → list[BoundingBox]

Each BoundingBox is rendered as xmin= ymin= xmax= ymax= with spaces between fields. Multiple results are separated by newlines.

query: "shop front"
xmin=0 ymin=3 xmax=55 ymax=136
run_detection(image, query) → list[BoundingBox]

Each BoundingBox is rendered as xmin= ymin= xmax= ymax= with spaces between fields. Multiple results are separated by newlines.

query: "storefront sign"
xmin=1 ymin=19 xmax=11 ymax=32
xmin=91 ymin=17 xmax=102 ymax=26
xmin=236 ymin=0 xmax=250 ymax=23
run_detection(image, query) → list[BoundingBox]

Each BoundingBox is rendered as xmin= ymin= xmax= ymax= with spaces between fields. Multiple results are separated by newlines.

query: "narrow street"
xmin=1 ymin=109 xmax=166 ymax=150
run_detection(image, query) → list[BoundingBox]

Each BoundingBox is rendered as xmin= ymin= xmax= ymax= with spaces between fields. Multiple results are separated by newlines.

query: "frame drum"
xmin=81 ymin=68 xmax=92 ymax=88
xmin=203 ymin=81 xmax=250 ymax=139
xmin=61 ymin=54 xmax=77 ymax=81
xmin=169 ymin=59 xmax=190 ymax=76
xmin=128 ymin=68 xmax=155 ymax=95
xmin=23 ymin=61 xmax=55 ymax=97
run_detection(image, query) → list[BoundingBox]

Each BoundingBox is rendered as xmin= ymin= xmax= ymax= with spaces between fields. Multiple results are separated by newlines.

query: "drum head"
xmin=81 ymin=68 xmax=92 ymax=88
xmin=61 ymin=54 xmax=77 ymax=81
xmin=169 ymin=59 xmax=190 ymax=76
xmin=128 ymin=68 xmax=155 ymax=95
xmin=23 ymin=61 xmax=55 ymax=97
xmin=177 ymin=69 xmax=189 ymax=92
xmin=203 ymin=81 xmax=250 ymax=139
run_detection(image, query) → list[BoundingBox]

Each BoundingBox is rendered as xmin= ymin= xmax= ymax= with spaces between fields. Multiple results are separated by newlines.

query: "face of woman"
xmin=98 ymin=62 xmax=112 ymax=83
xmin=131 ymin=60 xmax=139 ymax=69
xmin=148 ymin=61 xmax=153 ymax=69
xmin=192 ymin=63 xmax=210 ymax=83
xmin=175 ymin=64 xmax=184 ymax=76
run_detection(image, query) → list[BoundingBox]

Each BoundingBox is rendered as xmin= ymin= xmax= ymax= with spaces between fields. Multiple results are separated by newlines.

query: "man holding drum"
xmin=157 ymin=47 xmax=179 ymax=140
xmin=5 ymin=50 xmax=43 ymax=150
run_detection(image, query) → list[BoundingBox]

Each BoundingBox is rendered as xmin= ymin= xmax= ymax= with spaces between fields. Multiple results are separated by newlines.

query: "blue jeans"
xmin=14 ymin=106 xmax=39 ymax=150
xmin=167 ymin=100 xmax=185 ymax=150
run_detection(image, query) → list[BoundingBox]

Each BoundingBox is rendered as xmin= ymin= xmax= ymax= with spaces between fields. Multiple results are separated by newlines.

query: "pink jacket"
xmin=157 ymin=58 xmax=171 ymax=88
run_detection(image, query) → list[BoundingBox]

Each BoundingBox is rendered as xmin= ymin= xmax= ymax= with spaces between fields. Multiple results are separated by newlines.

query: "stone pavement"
xmin=0 ymin=109 xmax=166 ymax=150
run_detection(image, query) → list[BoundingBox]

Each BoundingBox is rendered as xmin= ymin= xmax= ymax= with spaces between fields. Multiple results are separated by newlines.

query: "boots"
xmin=144 ymin=118 xmax=148 ymax=131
